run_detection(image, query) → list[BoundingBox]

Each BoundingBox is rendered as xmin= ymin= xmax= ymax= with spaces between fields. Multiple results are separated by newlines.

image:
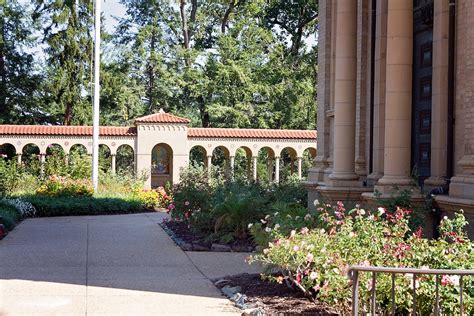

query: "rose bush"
xmin=250 ymin=202 xmax=474 ymax=314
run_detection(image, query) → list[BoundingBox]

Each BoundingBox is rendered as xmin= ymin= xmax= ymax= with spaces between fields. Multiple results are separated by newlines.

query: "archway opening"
xmin=68 ymin=144 xmax=91 ymax=179
xmin=0 ymin=143 xmax=16 ymax=161
xmin=302 ymin=147 xmax=317 ymax=179
xmin=189 ymin=145 xmax=207 ymax=168
xmin=151 ymin=143 xmax=173 ymax=188
xmin=211 ymin=146 xmax=230 ymax=178
xmin=45 ymin=144 xmax=66 ymax=176
xmin=234 ymin=147 xmax=252 ymax=180
xmin=22 ymin=143 xmax=40 ymax=175
xmin=280 ymin=147 xmax=298 ymax=182
xmin=99 ymin=144 xmax=112 ymax=173
xmin=257 ymin=147 xmax=275 ymax=183
xmin=116 ymin=144 xmax=135 ymax=176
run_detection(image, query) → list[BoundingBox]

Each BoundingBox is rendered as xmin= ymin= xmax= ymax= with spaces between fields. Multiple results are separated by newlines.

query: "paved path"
xmin=0 ymin=213 xmax=240 ymax=315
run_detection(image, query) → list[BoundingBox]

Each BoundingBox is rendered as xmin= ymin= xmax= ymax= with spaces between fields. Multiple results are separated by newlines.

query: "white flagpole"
xmin=92 ymin=0 xmax=101 ymax=191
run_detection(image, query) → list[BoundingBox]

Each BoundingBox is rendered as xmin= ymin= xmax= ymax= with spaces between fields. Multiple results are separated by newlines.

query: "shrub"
xmin=22 ymin=194 xmax=143 ymax=217
xmin=0 ymin=197 xmax=36 ymax=231
xmin=135 ymin=187 xmax=173 ymax=209
xmin=0 ymin=159 xmax=21 ymax=196
xmin=36 ymin=175 xmax=94 ymax=197
xmin=251 ymin=202 xmax=474 ymax=314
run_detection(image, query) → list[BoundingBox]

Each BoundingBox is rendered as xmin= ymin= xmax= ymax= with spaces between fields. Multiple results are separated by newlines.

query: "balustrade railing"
xmin=348 ymin=266 xmax=473 ymax=315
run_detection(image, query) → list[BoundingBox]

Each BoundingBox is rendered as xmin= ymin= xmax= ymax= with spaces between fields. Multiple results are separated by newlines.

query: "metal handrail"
xmin=348 ymin=266 xmax=474 ymax=315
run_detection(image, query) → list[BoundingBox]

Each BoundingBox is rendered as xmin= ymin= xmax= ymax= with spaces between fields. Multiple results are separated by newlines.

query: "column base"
xmin=374 ymin=175 xmax=415 ymax=195
xmin=366 ymin=172 xmax=383 ymax=187
xmin=448 ymin=175 xmax=474 ymax=198
xmin=423 ymin=176 xmax=448 ymax=193
xmin=317 ymin=186 xmax=372 ymax=203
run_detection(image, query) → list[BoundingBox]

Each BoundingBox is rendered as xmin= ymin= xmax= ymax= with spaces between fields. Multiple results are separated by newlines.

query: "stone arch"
xmin=234 ymin=146 xmax=252 ymax=180
xmin=116 ymin=144 xmax=135 ymax=175
xmin=151 ymin=143 xmax=173 ymax=188
xmin=0 ymin=143 xmax=17 ymax=161
xmin=189 ymin=145 xmax=207 ymax=167
xmin=257 ymin=147 xmax=276 ymax=182
xmin=280 ymin=147 xmax=298 ymax=181
xmin=99 ymin=144 xmax=112 ymax=173
xmin=22 ymin=143 xmax=41 ymax=174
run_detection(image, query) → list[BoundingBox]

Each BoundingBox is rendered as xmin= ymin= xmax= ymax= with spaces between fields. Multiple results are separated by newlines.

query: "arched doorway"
xmin=151 ymin=143 xmax=173 ymax=188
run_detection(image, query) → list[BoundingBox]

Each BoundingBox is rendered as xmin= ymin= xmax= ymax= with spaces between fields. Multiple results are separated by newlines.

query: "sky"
xmin=102 ymin=0 xmax=126 ymax=33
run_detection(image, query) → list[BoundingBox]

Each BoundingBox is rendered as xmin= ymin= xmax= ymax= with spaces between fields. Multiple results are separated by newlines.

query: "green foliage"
xmin=0 ymin=200 xmax=21 ymax=231
xmin=22 ymin=194 xmax=142 ymax=217
xmin=170 ymin=165 xmax=307 ymax=243
xmin=0 ymin=159 xmax=20 ymax=195
xmin=36 ymin=176 xmax=94 ymax=197
xmin=251 ymin=203 xmax=474 ymax=314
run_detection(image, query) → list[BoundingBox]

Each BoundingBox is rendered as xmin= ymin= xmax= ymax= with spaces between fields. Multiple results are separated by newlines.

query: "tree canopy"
xmin=0 ymin=0 xmax=318 ymax=129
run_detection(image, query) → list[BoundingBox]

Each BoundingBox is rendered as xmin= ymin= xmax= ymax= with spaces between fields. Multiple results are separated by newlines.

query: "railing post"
xmin=412 ymin=273 xmax=417 ymax=316
xmin=371 ymin=272 xmax=377 ymax=315
xmin=435 ymin=275 xmax=440 ymax=316
xmin=391 ymin=273 xmax=396 ymax=315
xmin=460 ymin=275 xmax=464 ymax=316
xmin=351 ymin=270 xmax=359 ymax=316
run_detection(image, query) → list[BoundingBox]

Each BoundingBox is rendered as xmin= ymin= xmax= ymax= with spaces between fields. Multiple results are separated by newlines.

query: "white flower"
xmin=451 ymin=275 xmax=460 ymax=286
xmin=260 ymin=219 xmax=267 ymax=224
xmin=349 ymin=232 xmax=355 ymax=238
xmin=287 ymin=214 xmax=292 ymax=219
xmin=274 ymin=212 xmax=279 ymax=216
xmin=313 ymin=199 xmax=320 ymax=206
xmin=265 ymin=214 xmax=271 ymax=220
xmin=304 ymin=214 xmax=312 ymax=221
xmin=378 ymin=207 xmax=386 ymax=215
xmin=2 ymin=198 xmax=36 ymax=217
xmin=307 ymin=244 xmax=314 ymax=250
xmin=359 ymin=209 xmax=366 ymax=216
xmin=309 ymin=271 xmax=318 ymax=280
xmin=320 ymin=228 xmax=326 ymax=234
xmin=248 ymin=223 xmax=253 ymax=229
xmin=263 ymin=248 xmax=269 ymax=254
xmin=295 ymin=216 xmax=300 ymax=220
xmin=290 ymin=230 xmax=296 ymax=237
xmin=274 ymin=224 xmax=280 ymax=230
xmin=265 ymin=227 xmax=272 ymax=233
xmin=443 ymin=216 xmax=448 ymax=220
xmin=368 ymin=215 xmax=375 ymax=221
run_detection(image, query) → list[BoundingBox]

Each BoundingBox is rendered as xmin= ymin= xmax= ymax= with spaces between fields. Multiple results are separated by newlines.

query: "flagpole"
xmin=92 ymin=0 xmax=101 ymax=191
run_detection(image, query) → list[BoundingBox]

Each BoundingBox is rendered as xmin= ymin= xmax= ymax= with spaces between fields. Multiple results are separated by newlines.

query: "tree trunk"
xmin=147 ymin=32 xmax=156 ymax=113
xmin=180 ymin=0 xmax=191 ymax=67
xmin=64 ymin=101 xmax=73 ymax=125
xmin=221 ymin=1 xmax=236 ymax=33
xmin=0 ymin=23 xmax=6 ymax=118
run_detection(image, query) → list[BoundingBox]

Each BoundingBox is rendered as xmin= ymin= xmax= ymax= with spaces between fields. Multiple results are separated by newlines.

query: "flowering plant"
xmin=36 ymin=175 xmax=93 ymax=197
xmin=251 ymin=202 xmax=474 ymax=314
xmin=135 ymin=186 xmax=173 ymax=209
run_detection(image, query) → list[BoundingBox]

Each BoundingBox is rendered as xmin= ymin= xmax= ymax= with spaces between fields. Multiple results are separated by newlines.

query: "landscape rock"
xmin=241 ymin=308 xmax=264 ymax=316
xmin=180 ymin=243 xmax=193 ymax=251
xmin=192 ymin=243 xmax=210 ymax=251
xmin=232 ymin=245 xmax=254 ymax=252
xmin=211 ymin=243 xmax=232 ymax=252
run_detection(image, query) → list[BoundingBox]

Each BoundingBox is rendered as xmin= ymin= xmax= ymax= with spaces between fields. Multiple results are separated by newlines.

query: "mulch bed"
xmin=161 ymin=220 xmax=256 ymax=252
xmin=214 ymin=273 xmax=340 ymax=316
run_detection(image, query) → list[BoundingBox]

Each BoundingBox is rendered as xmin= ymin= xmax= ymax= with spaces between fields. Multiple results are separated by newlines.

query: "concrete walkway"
xmin=0 ymin=213 xmax=242 ymax=315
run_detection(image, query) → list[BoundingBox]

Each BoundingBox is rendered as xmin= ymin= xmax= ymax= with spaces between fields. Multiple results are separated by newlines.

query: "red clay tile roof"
xmin=0 ymin=125 xmax=137 ymax=136
xmin=134 ymin=111 xmax=191 ymax=124
xmin=187 ymin=128 xmax=317 ymax=140
xmin=0 ymin=125 xmax=316 ymax=140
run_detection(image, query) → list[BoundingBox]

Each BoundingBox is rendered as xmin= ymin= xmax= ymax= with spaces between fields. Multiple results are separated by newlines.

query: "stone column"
xmin=307 ymin=0 xmax=333 ymax=184
xmin=446 ymin=0 xmax=474 ymax=199
xmin=40 ymin=153 xmax=46 ymax=176
xmin=368 ymin=0 xmax=388 ymax=185
xmin=64 ymin=154 xmax=69 ymax=166
xmin=267 ymin=158 xmax=273 ymax=182
xmin=375 ymin=0 xmax=414 ymax=192
xmin=425 ymin=0 xmax=449 ymax=188
xmin=297 ymin=157 xmax=303 ymax=179
xmin=16 ymin=153 xmax=22 ymax=165
xmin=111 ymin=154 xmax=116 ymax=175
xmin=229 ymin=155 xmax=235 ymax=180
xmin=328 ymin=0 xmax=359 ymax=184
xmin=207 ymin=155 xmax=212 ymax=178
xmin=275 ymin=156 xmax=280 ymax=183
xmin=252 ymin=156 xmax=257 ymax=181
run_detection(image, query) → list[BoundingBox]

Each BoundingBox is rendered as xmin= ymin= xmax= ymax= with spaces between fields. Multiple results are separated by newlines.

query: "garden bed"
xmin=214 ymin=273 xmax=338 ymax=315
xmin=160 ymin=220 xmax=255 ymax=252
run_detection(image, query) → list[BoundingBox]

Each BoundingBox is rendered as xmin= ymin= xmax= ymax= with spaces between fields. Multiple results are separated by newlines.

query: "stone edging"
xmin=159 ymin=222 xmax=255 ymax=252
